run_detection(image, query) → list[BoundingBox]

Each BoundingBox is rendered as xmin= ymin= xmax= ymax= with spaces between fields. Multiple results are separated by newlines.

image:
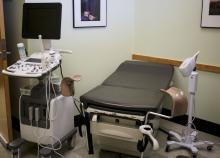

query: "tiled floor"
xmin=0 ymin=121 xmax=220 ymax=158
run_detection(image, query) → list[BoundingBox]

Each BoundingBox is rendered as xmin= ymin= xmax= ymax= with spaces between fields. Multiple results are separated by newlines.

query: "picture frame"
xmin=201 ymin=0 xmax=220 ymax=28
xmin=73 ymin=0 xmax=107 ymax=28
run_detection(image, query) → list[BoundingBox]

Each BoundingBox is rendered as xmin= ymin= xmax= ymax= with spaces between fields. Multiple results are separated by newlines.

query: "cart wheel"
xmin=165 ymin=145 xmax=170 ymax=152
xmin=192 ymin=153 xmax=197 ymax=158
xmin=167 ymin=135 xmax=171 ymax=141
xmin=67 ymin=134 xmax=76 ymax=150
xmin=12 ymin=151 xmax=19 ymax=158
xmin=207 ymin=145 xmax=213 ymax=151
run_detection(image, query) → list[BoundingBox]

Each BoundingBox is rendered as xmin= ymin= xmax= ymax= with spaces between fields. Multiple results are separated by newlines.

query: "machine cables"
xmin=38 ymin=72 xmax=84 ymax=157
xmin=73 ymin=97 xmax=83 ymax=115
xmin=59 ymin=62 xmax=64 ymax=79
xmin=182 ymin=94 xmax=197 ymax=139
xmin=35 ymin=71 xmax=64 ymax=158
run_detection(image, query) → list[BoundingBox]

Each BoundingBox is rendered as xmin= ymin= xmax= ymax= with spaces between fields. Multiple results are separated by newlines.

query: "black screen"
xmin=22 ymin=3 xmax=62 ymax=39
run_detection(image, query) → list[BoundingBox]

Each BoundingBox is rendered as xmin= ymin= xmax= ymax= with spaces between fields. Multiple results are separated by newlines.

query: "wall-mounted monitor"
xmin=22 ymin=3 xmax=62 ymax=40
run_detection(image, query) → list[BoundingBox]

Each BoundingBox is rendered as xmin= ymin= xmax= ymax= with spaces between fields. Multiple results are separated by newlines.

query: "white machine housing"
xmin=20 ymin=95 xmax=74 ymax=145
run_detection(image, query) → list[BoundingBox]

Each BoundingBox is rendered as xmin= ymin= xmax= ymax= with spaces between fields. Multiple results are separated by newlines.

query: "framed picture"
xmin=73 ymin=0 xmax=107 ymax=28
xmin=201 ymin=0 xmax=220 ymax=28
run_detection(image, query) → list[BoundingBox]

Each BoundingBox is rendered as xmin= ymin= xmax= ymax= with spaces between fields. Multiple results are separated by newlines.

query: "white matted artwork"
xmin=201 ymin=0 xmax=220 ymax=28
xmin=73 ymin=0 xmax=107 ymax=28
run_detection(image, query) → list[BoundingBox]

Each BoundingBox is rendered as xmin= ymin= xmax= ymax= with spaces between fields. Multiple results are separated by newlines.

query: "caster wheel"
xmin=165 ymin=145 xmax=170 ymax=152
xmin=12 ymin=153 xmax=19 ymax=158
xmin=192 ymin=154 xmax=197 ymax=158
xmin=67 ymin=134 xmax=76 ymax=150
xmin=207 ymin=145 xmax=213 ymax=151
xmin=167 ymin=135 xmax=171 ymax=141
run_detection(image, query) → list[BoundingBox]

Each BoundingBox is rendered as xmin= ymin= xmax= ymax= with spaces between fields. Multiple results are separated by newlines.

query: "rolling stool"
xmin=8 ymin=138 xmax=25 ymax=158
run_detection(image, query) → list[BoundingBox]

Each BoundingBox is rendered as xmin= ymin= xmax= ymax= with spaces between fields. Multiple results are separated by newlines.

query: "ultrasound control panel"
xmin=7 ymin=59 xmax=42 ymax=73
xmin=2 ymin=52 xmax=61 ymax=77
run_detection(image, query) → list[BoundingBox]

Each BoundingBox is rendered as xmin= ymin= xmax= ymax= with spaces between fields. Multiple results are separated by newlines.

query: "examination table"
xmin=80 ymin=60 xmax=174 ymax=155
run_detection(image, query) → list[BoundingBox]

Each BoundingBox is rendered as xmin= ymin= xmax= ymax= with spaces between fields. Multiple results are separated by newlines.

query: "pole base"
xmin=165 ymin=131 xmax=214 ymax=158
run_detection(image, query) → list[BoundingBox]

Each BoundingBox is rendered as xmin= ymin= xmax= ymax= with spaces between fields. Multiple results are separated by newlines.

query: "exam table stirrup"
xmin=139 ymin=87 xmax=188 ymax=158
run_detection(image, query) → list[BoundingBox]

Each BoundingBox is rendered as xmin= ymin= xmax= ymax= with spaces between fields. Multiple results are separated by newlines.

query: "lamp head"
xmin=179 ymin=51 xmax=199 ymax=77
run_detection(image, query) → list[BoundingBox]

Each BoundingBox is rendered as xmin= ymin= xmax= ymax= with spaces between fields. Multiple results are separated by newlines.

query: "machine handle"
xmin=2 ymin=69 xmax=42 ymax=77
xmin=0 ymin=50 xmax=11 ymax=60
xmin=0 ymin=51 xmax=11 ymax=55
xmin=0 ymin=39 xmax=11 ymax=60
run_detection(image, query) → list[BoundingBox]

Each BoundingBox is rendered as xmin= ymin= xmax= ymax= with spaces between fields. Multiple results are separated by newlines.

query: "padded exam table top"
xmin=80 ymin=60 xmax=174 ymax=115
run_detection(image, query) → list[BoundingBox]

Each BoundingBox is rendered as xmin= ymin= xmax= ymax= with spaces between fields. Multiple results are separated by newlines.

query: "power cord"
xmin=37 ymin=135 xmax=64 ymax=158
xmin=36 ymin=72 xmax=82 ymax=157
xmin=36 ymin=72 xmax=64 ymax=158
xmin=181 ymin=94 xmax=198 ymax=139
xmin=59 ymin=63 xmax=64 ymax=79
xmin=73 ymin=97 xmax=83 ymax=114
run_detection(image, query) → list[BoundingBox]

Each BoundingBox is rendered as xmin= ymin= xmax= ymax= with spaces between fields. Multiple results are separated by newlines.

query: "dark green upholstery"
xmin=80 ymin=60 xmax=174 ymax=115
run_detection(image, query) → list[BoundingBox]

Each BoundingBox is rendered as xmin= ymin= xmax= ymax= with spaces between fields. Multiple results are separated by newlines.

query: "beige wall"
xmin=26 ymin=0 xmax=135 ymax=96
xmin=134 ymin=0 xmax=220 ymax=124
xmin=26 ymin=0 xmax=135 ymax=108
xmin=5 ymin=0 xmax=220 ymax=124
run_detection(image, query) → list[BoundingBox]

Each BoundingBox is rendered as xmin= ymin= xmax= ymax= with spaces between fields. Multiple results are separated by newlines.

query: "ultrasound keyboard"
xmin=2 ymin=52 xmax=60 ymax=78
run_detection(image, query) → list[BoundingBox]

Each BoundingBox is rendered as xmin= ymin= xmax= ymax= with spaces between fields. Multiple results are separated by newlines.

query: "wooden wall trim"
xmin=132 ymin=54 xmax=220 ymax=74
xmin=0 ymin=0 xmax=13 ymax=142
xmin=0 ymin=0 xmax=5 ymax=39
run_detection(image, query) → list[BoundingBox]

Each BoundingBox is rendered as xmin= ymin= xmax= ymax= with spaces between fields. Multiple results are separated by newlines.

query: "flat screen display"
xmin=22 ymin=3 xmax=62 ymax=39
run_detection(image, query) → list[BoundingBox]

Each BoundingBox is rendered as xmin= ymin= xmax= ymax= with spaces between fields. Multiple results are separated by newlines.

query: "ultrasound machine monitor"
xmin=22 ymin=3 xmax=62 ymax=40
xmin=2 ymin=3 xmax=62 ymax=77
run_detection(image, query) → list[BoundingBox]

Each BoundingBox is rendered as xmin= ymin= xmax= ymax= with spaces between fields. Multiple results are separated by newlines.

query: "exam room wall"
xmin=25 ymin=0 xmax=135 ymax=110
xmin=134 ymin=0 xmax=220 ymax=124
xmin=8 ymin=0 xmax=219 ymax=125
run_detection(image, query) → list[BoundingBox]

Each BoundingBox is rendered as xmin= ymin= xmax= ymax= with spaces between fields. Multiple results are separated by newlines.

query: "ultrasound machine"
xmin=2 ymin=3 xmax=76 ymax=158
